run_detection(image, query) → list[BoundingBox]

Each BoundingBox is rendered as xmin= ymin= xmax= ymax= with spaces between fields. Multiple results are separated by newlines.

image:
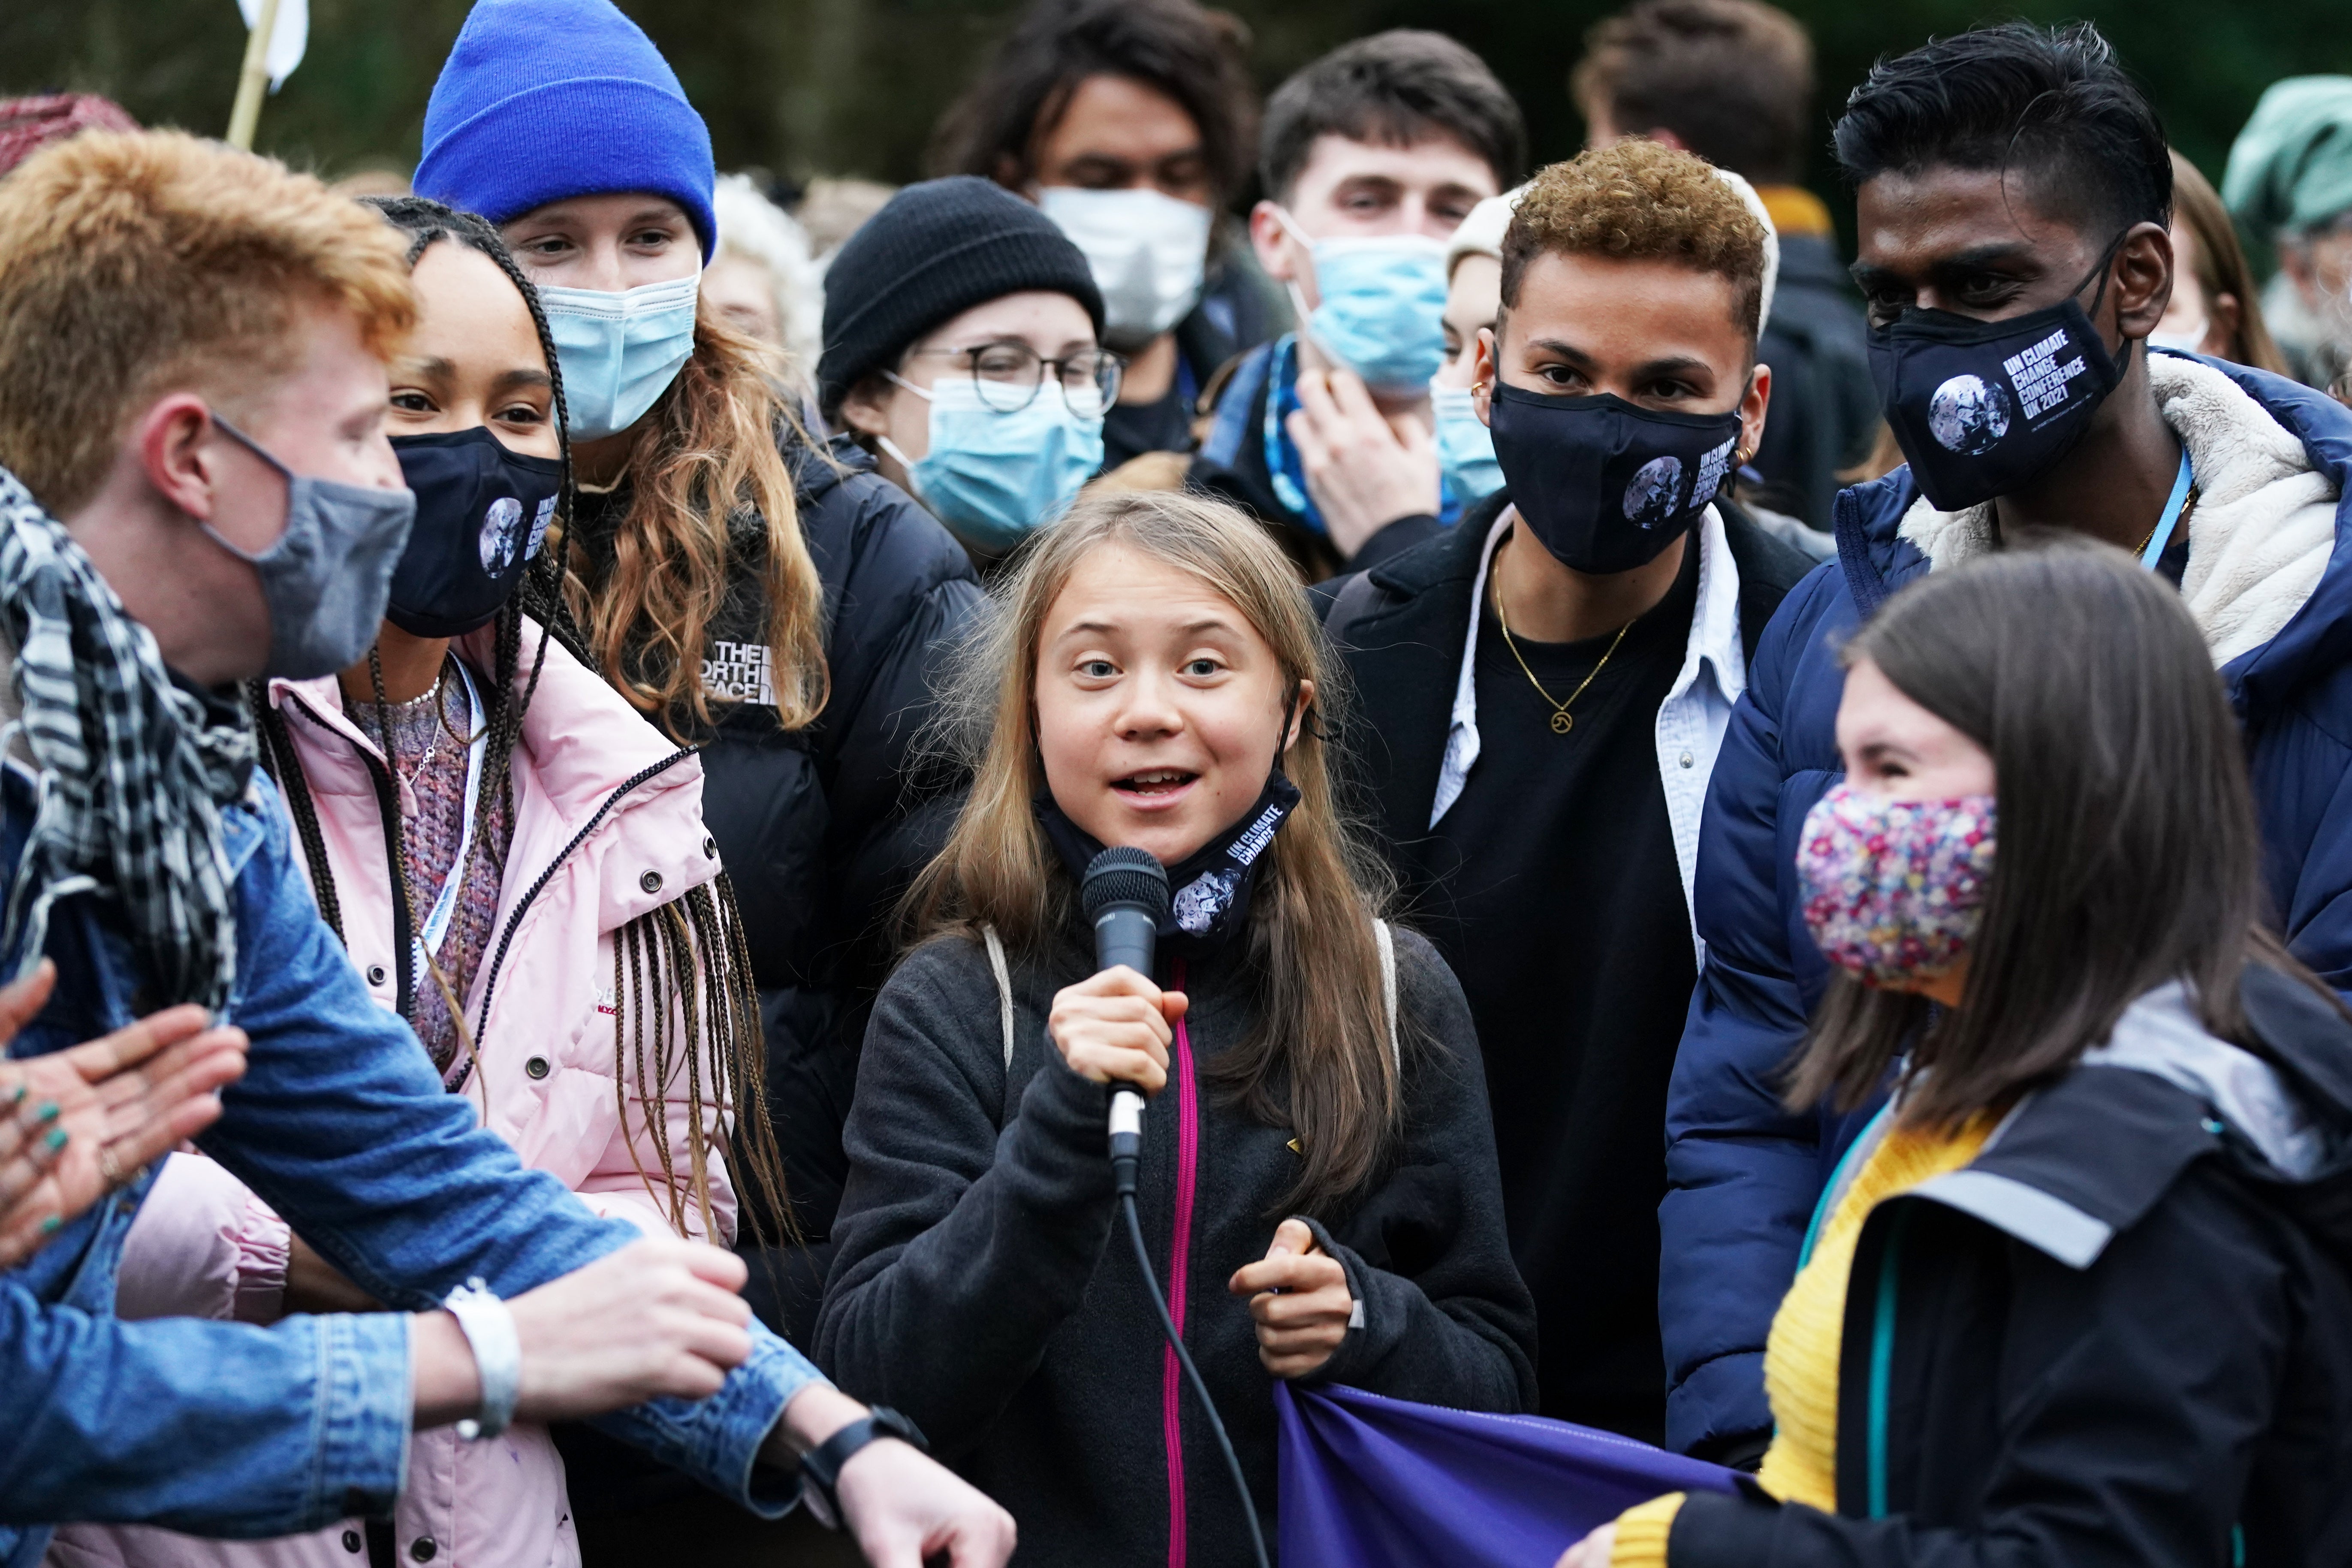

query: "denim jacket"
xmin=0 ymin=764 xmax=823 ymax=1566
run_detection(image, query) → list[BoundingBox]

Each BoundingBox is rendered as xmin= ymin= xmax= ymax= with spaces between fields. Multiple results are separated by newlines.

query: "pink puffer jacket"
xmin=48 ymin=626 xmax=743 ymax=1568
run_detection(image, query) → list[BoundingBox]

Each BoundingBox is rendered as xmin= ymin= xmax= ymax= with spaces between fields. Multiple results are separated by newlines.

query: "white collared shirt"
xmin=1429 ymin=504 xmax=1750 ymax=959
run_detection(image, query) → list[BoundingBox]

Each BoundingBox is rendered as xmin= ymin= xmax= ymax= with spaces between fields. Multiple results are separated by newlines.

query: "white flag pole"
xmin=225 ymin=0 xmax=284 ymax=151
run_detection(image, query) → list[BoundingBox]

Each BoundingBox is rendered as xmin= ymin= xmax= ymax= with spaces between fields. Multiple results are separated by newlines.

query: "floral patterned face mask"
xmin=1796 ymin=784 xmax=1997 ymax=988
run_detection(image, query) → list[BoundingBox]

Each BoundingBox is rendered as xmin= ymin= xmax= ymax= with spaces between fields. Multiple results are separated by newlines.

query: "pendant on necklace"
xmin=1551 ymin=711 xmax=1574 ymax=734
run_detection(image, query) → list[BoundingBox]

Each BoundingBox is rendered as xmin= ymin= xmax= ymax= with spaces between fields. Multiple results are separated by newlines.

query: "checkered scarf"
xmin=0 ymin=468 xmax=254 ymax=1013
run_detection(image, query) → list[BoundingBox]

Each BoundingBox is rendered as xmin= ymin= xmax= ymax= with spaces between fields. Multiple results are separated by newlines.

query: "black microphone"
xmin=1080 ymin=846 xmax=1169 ymax=1198
xmin=1080 ymin=847 xmax=1272 ymax=1568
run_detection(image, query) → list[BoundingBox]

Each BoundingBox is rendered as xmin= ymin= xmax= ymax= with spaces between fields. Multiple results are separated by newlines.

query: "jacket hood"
xmin=1833 ymin=352 xmax=2352 ymax=723
xmin=1905 ymin=964 xmax=2352 ymax=1271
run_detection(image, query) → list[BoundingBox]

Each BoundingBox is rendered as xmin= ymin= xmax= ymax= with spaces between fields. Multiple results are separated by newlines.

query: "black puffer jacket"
xmin=1668 ymin=963 xmax=2352 ymax=1568
xmin=568 ymin=434 xmax=983 ymax=1243
xmin=816 ymin=921 xmax=1537 ymax=1567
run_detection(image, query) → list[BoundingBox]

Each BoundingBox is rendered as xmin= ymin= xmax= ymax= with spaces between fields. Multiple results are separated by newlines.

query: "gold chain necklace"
xmin=2133 ymin=484 xmax=2199 ymax=560
xmin=1492 ymin=577 xmax=1631 ymax=735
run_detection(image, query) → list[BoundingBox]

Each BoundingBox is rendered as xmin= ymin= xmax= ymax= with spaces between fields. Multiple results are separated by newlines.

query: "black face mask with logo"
xmin=1036 ymin=773 xmax=1301 ymax=954
xmin=386 ymin=428 xmax=563 ymax=638
xmin=1487 ymin=384 xmax=1744 ymax=576
xmin=1867 ymin=242 xmax=2130 ymax=512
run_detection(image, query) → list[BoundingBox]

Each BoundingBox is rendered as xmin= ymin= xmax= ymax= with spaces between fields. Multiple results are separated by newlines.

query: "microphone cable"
xmin=1085 ymin=846 xmax=1270 ymax=1568
xmin=1113 ymin=1155 xmax=1274 ymax=1568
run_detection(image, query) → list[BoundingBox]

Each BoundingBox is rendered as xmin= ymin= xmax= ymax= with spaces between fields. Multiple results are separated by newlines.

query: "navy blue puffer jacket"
xmin=1661 ymin=353 xmax=2352 ymax=1457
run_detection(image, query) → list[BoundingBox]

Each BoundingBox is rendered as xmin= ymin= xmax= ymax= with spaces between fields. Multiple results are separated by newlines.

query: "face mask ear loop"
xmin=1270 ymin=206 xmax=1330 ymax=358
xmin=2077 ymin=229 xmax=2138 ymax=377
xmin=1272 ymin=681 xmax=1303 ymax=784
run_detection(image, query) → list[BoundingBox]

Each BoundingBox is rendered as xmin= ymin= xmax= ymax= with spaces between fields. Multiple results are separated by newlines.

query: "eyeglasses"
xmin=906 ymin=341 xmax=1125 ymax=417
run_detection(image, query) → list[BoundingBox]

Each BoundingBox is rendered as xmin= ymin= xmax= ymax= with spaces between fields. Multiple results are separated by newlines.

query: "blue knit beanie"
xmin=415 ymin=0 xmax=716 ymax=259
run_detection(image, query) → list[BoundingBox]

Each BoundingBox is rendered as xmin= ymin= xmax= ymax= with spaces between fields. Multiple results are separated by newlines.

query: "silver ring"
xmin=96 ymin=1145 xmax=125 ymax=1191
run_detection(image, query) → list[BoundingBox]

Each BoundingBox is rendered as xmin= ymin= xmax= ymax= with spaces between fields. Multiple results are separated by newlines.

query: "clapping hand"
xmin=0 ymin=960 xmax=249 ymax=1268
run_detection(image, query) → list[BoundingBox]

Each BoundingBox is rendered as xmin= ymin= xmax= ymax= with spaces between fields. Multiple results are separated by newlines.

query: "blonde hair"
xmin=564 ymin=305 xmax=829 ymax=734
xmin=909 ymin=489 xmax=1403 ymax=1213
xmin=0 ymin=130 xmax=416 ymax=514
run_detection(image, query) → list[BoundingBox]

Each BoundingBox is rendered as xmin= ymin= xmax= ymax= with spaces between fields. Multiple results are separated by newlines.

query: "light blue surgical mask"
xmin=1279 ymin=214 xmax=1449 ymax=392
xmin=536 ymin=273 xmax=701 ymax=440
xmin=880 ymin=376 xmax=1104 ymax=555
xmin=1431 ymin=384 xmax=1505 ymax=505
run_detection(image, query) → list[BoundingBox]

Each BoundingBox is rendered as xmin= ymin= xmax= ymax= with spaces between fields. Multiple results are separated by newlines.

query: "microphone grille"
xmin=1081 ymin=845 xmax=1170 ymax=922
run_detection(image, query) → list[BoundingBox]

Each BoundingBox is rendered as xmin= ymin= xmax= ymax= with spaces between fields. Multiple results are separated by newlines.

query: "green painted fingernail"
xmin=39 ymin=1215 xmax=60 ymax=1233
xmin=43 ymin=1126 xmax=67 ymax=1152
xmin=6 ymin=1083 xmax=23 ymax=1106
xmin=34 ymin=1101 xmax=59 ymax=1124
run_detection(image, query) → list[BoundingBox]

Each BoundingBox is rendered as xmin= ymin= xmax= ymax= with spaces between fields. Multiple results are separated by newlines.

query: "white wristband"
xmin=441 ymin=1277 xmax=521 ymax=1441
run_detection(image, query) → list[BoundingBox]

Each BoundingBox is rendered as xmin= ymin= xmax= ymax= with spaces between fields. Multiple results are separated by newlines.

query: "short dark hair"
xmin=929 ymin=0 xmax=1259 ymax=205
xmin=1259 ymin=30 xmax=1526 ymax=204
xmin=1785 ymin=535 xmax=2333 ymax=1131
xmin=1571 ymin=0 xmax=1815 ymax=186
xmin=1832 ymin=21 xmax=2171 ymax=239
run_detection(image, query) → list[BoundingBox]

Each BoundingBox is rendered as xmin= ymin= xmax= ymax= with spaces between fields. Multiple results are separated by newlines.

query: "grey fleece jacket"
xmin=814 ymin=922 xmax=1536 ymax=1566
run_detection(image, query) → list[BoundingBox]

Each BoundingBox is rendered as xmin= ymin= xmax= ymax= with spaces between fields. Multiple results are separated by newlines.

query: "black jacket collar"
xmin=1322 ymin=492 xmax=1814 ymax=870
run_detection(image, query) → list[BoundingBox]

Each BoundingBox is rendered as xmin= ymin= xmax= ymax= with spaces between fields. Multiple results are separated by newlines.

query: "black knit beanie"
xmin=817 ymin=176 xmax=1106 ymax=417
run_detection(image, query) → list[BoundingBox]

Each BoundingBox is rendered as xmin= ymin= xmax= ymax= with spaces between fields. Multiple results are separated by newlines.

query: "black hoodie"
xmin=815 ymin=921 xmax=1536 ymax=1567
xmin=1668 ymin=962 xmax=2352 ymax=1568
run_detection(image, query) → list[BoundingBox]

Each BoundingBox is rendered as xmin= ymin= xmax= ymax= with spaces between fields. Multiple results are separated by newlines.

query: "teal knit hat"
xmin=415 ymin=0 xmax=716 ymax=259
xmin=2222 ymin=76 xmax=2352 ymax=235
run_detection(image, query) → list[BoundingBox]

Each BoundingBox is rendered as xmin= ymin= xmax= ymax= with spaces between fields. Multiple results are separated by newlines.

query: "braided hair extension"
xmin=612 ymin=875 xmax=794 ymax=1244
xmin=244 ymin=198 xmax=793 ymax=1236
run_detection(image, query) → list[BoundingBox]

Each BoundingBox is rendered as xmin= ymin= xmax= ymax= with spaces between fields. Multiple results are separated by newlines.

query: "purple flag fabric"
xmin=1275 ymin=1383 xmax=1740 ymax=1568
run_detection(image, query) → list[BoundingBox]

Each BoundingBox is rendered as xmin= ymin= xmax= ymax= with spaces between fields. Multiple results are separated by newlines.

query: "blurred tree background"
xmin=9 ymin=0 xmax=2351 ymax=248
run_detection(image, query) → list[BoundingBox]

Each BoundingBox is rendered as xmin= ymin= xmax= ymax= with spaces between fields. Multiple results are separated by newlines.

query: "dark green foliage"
xmin=9 ymin=0 xmax=2351 ymax=244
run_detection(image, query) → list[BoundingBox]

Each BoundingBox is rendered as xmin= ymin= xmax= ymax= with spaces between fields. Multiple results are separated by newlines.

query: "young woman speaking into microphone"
xmin=815 ymin=489 xmax=1535 ymax=1565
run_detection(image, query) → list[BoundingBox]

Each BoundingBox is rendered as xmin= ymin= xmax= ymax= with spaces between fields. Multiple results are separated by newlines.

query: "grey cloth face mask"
xmin=205 ymin=416 xmax=417 ymax=679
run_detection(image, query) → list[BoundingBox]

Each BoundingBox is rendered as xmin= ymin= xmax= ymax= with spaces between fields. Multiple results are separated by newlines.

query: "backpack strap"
xmin=1320 ymin=568 xmax=1384 ymax=640
xmin=982 ymin=923 xmax=1015 ymax=1071
xmin=1375 ymin=919 xmax=1400 ymax=1077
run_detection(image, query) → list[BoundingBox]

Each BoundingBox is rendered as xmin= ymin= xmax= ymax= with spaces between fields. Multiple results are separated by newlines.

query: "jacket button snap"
xmin=410 ymin=1541 xmax=436 ymax=1563
xmin=365 ymin=964 xmax=388 ymax=986
xmin=525 ymin=1056 xmax=551 ymax=1080
xmin=1678 ymin=751 xmax=1695 ymax=769
xmin=702 ymin=835 xmax=717 ymax=859
xmin=341 ymin=1532 xmax=361 ymax=1554
xmin=639 ymin=870 xmax=663 ymax=894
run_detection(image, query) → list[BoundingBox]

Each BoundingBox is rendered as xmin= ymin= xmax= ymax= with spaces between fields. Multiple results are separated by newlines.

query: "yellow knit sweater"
xmin=1607 ymin=1114 xmax=1993 ymax=1567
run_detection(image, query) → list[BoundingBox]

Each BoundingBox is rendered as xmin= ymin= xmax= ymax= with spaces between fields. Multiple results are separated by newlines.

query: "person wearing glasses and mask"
xmin=822 ymin=177 xmax=1115 ymax=573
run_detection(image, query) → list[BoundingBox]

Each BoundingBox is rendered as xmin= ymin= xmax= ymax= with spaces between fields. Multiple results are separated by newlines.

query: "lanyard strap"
xmin=412 ymin=657 xmax=488 ymax=985
xmin=2141 ymin=446 xmax=2195 ymax=570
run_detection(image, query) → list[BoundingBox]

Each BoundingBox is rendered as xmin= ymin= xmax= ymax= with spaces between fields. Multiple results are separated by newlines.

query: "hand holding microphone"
xmin=1065 ymin=848 xmax=1185 ymax=1197
xmin=1043 ymin=969 xmax=1184 ymax=1095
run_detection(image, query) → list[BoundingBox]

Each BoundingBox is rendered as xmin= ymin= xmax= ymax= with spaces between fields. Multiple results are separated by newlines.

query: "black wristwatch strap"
xmin=801 ymin=1405 xmax=929 ymax=1530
